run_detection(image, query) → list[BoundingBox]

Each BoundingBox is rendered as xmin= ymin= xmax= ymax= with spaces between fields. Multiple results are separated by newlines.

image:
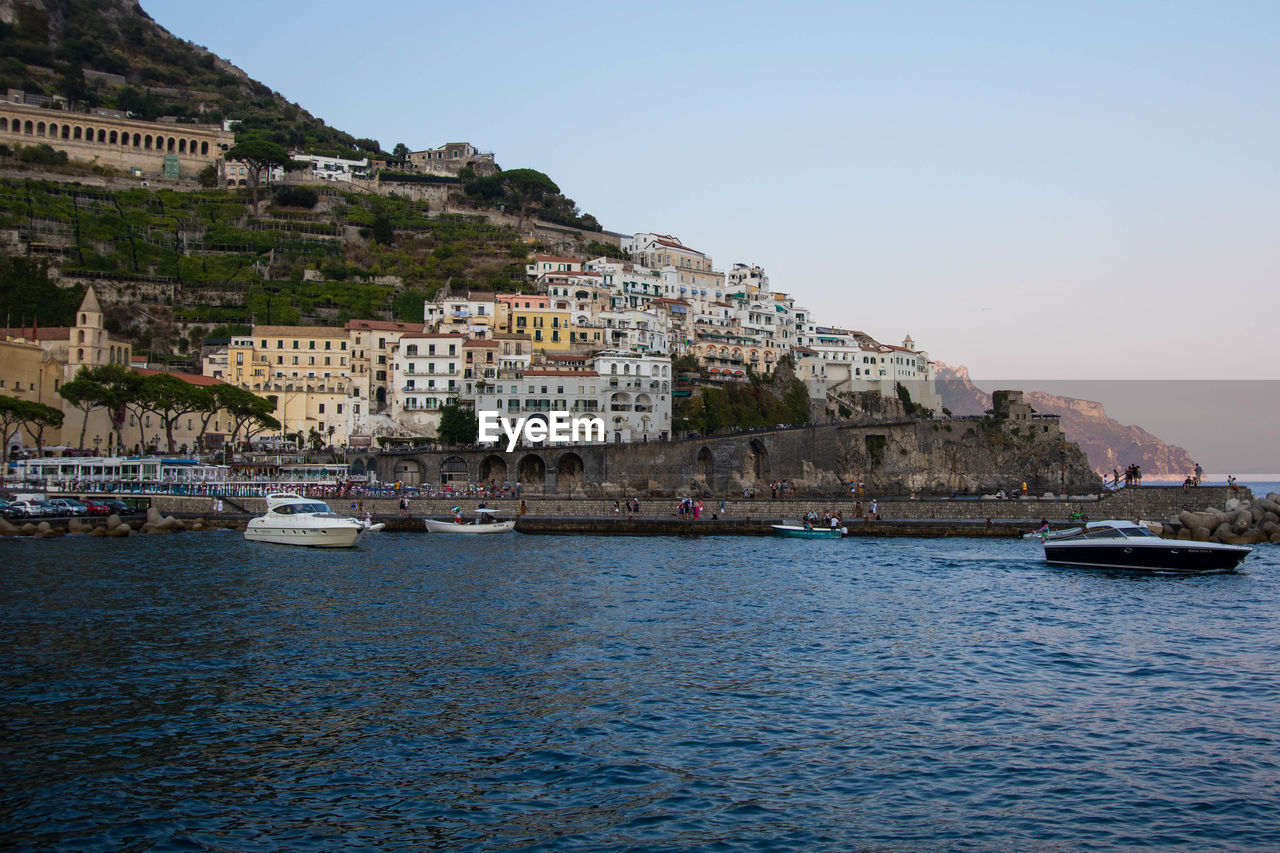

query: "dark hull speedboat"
xmin=1040 ymin=520 xmax=1251 ymax=574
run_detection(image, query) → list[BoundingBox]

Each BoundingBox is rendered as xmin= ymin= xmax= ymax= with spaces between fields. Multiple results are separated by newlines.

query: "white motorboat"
xmin=1039 ymin=519 xmax=1251 ymax=573
xmin=424 ymin=507 xmax=516 ymax=535
xmin=245 ymin=492 xmax=366 ymax=547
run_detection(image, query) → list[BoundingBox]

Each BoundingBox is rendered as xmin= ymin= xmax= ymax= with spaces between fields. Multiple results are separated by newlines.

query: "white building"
xmin=593 ymin=351 xmax=673 ymax=443
xmin=390 ymin=333 xmax=466 ymax=435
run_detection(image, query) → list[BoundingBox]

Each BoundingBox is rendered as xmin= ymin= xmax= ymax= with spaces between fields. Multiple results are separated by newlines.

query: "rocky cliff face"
xmin=935 ymin=364 xmax=1197 ymax=480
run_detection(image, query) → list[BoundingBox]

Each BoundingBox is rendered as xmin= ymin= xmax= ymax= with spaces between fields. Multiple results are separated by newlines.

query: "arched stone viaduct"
xmin=347 ymin=423 xmax=875 ymax=497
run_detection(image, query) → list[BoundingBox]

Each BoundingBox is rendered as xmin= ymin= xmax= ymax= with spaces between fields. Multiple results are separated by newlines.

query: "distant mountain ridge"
xmin=935 ymin=363 xmax=1198 ymax=480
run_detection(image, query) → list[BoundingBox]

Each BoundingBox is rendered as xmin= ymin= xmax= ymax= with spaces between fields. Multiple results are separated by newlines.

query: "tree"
xmin=58 ymin=374 xmax=106 ymax=450
xmin=196 ymin=164 xmax=218 ymax=188
xmin=57 ymin=364 xmax=141 ymax=452
xmin=14 ymin=398 xmax=63 ymax=456
xmin=0 ymin=395 xmax=24 ymax=458
xmin=497 ymin=168 xmax=559 ymax=230
xmin=437 ymin=402 xmax=478 ymax=446
xmin=136 ymin=373 xmax=211 ymax=454
xmin=371 ymin=213 xmax=394 ymax=245
xmin=225 ymin=137 xmax=292 ymax=214
xmin=392 ymin=142 xmax=409 ymax=160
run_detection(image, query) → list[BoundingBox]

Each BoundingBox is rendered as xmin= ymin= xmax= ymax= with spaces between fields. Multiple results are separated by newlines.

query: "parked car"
xmin=5 ymin=500 xmax=54 ymax=519
xmin=81 ymin=500 xmax=113 ymax=517
xmin=48 ymin=498 xmax=89 ymax=516
xmin=93 ymin=498 xmax=137 ymax=516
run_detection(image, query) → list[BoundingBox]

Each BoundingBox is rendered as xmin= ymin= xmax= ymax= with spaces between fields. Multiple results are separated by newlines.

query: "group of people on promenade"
xmin=1181 ymin=463 xmax=1206 ymax=489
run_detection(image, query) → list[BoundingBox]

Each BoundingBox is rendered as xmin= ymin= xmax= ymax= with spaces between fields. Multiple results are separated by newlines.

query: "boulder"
xmin=19 ymin=522 xmax=37 ymax=536
xmin=0 ymin=517 xmax=19 ymax=536
xmin=107 ymin=523 xmax=131 ymax=537
xmin=1193 ymin=527 xmax=1212 ymax=542
xmin=67 ymin=517 xmax=91 ymax=534
xmin=1176 ymin=527 xmax=1193 ymax=540
xmin=1211 ymin=523 xmax=1233 ymax=542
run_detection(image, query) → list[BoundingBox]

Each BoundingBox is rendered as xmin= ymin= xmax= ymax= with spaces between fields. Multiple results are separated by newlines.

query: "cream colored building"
xmin=0 ymin=99 xmax=233 ymax=179
xmin=227 ymin=325 xmax=352 ymax=445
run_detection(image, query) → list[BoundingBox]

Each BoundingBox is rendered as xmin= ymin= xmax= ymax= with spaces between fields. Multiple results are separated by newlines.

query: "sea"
xmin=3 ymin=522 xmax=1280 ymax=851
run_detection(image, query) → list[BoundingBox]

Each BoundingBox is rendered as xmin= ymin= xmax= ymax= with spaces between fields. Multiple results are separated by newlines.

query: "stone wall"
xmin=353 ymin=418 xmax=1102 ymax=499
xmin=132 ymin=485 xmax=1242 ymax=526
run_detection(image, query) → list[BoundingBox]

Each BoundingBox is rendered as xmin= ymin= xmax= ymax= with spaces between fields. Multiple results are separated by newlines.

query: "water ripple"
xmin=2 ymin=533 xmax=1279 ymax=850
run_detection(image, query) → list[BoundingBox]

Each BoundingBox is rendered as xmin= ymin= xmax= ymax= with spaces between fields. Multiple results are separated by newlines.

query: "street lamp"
xmin=93 ymin=435 xmax=101 ymax=457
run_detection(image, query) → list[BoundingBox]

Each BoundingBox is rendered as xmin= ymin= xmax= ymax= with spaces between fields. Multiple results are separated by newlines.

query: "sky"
xmin=139 ymin=0 xmax=1280 ymax=471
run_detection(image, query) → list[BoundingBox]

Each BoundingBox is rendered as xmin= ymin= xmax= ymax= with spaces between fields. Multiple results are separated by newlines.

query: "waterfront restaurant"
xmin=9 ymin=456 xmax=229 ymax=492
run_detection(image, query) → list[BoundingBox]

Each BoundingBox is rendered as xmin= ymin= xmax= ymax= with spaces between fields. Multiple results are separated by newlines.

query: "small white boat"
xmin=245 ymin=492 xmax=366 ymax=547
xmin=424 ymin=507 xmax=516 ymax=535
xmin=771 ymin=524 xmax=846 ymax=539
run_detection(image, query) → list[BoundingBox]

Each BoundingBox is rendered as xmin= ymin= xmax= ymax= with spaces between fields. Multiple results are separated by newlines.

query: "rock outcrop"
xmin=1175 ymin=492 xmax=1280 ymax=545
xmin=937 ymin=363 xmax=1197 ymax=480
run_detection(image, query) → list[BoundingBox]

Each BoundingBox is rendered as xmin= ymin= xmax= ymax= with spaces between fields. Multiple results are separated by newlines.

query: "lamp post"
xmin=93 ymin=435 xmax=101 ymax=457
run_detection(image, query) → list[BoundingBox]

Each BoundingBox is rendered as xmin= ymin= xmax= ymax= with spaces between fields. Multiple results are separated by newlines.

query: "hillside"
xmin=0 ymin=176 xmax=535 ymax=360
xmin=936 ymin=363 xmax=1197 ymax=480
xmin=0 ymin=0 xmax=376 ymax=158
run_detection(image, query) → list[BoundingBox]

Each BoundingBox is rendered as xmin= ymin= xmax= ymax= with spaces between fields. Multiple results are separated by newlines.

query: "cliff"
xmin=936 ymin=363 xmax=1197 ymax=480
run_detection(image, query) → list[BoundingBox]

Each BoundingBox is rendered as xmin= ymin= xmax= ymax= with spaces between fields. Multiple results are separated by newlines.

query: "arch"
xmin=144 ymin=134 xmax=152 ymax=150
xmin=36 ymin=121 xmax=45 ymax=137
xmin=200 ymin=141 xmax=208 ymax=155
xmin=555 ymin=452 xmax=584 ymax=493
xmin=746 ymin=438 xmax=770 ymax=483
xmin=349 ymin=458 xmax=366 ymax=475
xmin=376 ymin=387 xmax=387 ymax=407
xmin=178 ymin=138 xmax=186 ymax=153
xmin=132 ymin=132 xmax=140 ymax=147
xmin=77 ymin=347 xmax=84 ymax=361
xmin=634 ymin=393 xmax=652 ymax=412
xmin=478 ymin=454 xmax=508 ymax=484
xmin=609 ymin=392 xmax=631 ymax=411
xmin=60 ymin=124 xmax=69 ymax=139
xmin=97 ymin=128 xmax=106 ymax=143
xmin=73 ymin=125 xmax=82 ymax=140
xmin=697 ymin=446 xmax=714 ymax=480
xmin=392 ymin=458 xmax=423 ymax=485
xmin=516 ymin=454 xmax=546 ymax=492
xmin=439 ymin=455 xmax=469 ymax=485
xmin=166 ymin=137 xmax=175 ymax=152
xmin=24 ymin=120 xmax=33 ymax=134
xmin=0 ymin=118 xmax=7 ymax=132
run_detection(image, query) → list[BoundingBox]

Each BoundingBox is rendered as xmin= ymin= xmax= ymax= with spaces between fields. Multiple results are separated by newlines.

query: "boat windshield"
xmin=272 ymin=502 xmax=333 ymax=515
xmin=1120 ymin=527 xmax=1159 ymax=538
xmin=1081 ymin=528 xmax=1124 ymax=539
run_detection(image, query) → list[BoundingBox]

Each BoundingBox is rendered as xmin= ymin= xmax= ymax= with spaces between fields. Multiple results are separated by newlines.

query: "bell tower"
xmin=69 ymin=286 xmax=108 ymax=376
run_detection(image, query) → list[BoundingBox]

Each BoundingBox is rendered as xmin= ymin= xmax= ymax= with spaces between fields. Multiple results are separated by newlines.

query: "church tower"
xmin=68 ymin=286 xmax=108 ymax=378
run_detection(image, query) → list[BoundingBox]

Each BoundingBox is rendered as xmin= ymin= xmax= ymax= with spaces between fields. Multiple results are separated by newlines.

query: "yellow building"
xmin=507 ymin=305 xmax=574 ymax=353
xmin=228 ymin=325 xmax=352 ymax=445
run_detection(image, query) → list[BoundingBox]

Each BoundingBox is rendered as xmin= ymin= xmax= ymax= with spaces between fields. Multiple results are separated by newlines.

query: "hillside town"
xmin=2 ymin=95 xmax=943 ymax=456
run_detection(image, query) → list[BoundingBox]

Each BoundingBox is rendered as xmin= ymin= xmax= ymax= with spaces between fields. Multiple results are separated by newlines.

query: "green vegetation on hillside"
xmin=0 ymin=176 xmax=535 ymax=360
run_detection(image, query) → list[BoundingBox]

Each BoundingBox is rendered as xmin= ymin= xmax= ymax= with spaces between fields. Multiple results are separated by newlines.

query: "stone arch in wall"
xmin=556 ymin=452 xmax=584 ymax=493
xmin=349 ymin=458 xmax=366 ymax=476
xmin=746 ymin=438 xmax=770 ymax=483
xmin=478 ymin=454 xmax=508 ymax=485
xmin=516 ymin=454 xmax=546 ymax=492
xmin=392 ymin=458 xmax=423 ymax=486
xmin=697 ymin=446 xmax=714 ymax=481
xmin=440 ymin=455 xmax=469 ymax=485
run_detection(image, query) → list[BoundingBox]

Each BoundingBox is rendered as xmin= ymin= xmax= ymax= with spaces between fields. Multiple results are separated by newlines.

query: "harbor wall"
xmin=133 ymin=485 xmax=1241 ymax=525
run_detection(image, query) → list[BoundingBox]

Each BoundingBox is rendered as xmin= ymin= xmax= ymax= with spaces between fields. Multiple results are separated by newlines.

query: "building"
xmin=229 ymin=325 xmax=352 ymax=446
xmin=404 ymin=142 xmax=497 ymax=176
xmin=390 ymin=333 xmax=466 ymax=435
xmin=0 ymin=98 xmax=233 ymax=179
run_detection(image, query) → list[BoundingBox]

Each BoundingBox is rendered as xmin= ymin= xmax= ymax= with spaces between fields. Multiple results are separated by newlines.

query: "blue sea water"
xmin=2 ymin=531 xmax=1280 ymax=852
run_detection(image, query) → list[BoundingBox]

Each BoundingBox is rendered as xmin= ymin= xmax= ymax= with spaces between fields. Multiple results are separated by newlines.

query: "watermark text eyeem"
xmin=477 ymin=410 xmax=605 ymax=452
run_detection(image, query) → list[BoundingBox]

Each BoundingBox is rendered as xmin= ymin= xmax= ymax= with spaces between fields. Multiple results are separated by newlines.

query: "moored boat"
xmin=424 ymin=507 xmax=516 ymax=535
xmin=244 ymin=492 xmax=366 ymax=547
xmin=1040 ymin=519 xmax=1251 ymax=573
xmin=772 ymin=523 xmax=846 ymax=539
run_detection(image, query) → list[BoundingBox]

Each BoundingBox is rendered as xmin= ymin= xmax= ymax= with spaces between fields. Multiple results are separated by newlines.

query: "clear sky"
xmin=143 ymin=0 xmax=1279 ymax=382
